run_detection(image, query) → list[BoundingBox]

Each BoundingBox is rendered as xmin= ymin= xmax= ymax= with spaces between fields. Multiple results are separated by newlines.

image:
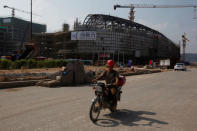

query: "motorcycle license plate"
xmin=95 ymin=86 xmax=102 ymax=92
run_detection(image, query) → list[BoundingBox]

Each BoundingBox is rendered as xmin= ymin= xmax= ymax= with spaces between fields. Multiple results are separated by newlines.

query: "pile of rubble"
xmin=0 ymin=72 xmax=48 ymax=82
xmin=0 ymin=70 xmax=62 ymax=82
xmin=37 ymin=61 xmax=94 ymax=87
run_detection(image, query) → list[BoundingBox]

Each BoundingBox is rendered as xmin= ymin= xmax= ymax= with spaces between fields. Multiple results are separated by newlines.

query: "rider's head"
xmin=107 ymin=59 xmax=115 ymax=71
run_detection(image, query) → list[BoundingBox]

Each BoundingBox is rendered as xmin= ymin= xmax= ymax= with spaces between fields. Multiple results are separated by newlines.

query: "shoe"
xmin=110 ymin=105 xmax=117 ymax=112
xmin=93 ymin=102 xmax=99 ymax=112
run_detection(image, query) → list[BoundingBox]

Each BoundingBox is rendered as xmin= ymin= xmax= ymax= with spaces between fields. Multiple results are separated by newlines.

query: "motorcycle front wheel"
xmin=89 ymin=96 xmax=101 ymax=123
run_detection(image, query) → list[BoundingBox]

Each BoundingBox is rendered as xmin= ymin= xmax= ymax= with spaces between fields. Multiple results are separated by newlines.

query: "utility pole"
xmin=179 ymin=40 xmax=181 ymax=60
xmin=123 ymin=51 xmax=125 ymax=66
xmin=118 ymin=51 xmax=119 ymax=65
xmin=102 ymin=47 xmax=105 ymax=66
xmin=113 ymin=51 xmax=115 ymax=61
xmin=12 ymin=9 xmax=14 ymax=40
xmin=193 ymin=7 xmax=197 ymax=19
xmin=30 ymin=0 xmax=32 ymax=41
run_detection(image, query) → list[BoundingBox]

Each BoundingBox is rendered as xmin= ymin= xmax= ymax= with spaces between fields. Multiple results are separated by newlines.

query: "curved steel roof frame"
xmin=83 ymin=14 xmax=161 ymax=34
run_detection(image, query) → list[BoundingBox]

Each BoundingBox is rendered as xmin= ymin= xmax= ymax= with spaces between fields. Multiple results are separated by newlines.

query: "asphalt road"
xmin=0 ymin=68 xmax=197 ymax=131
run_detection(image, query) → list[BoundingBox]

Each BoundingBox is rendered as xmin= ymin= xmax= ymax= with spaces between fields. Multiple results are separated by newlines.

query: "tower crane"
xmin=4 ymin=5 xmax=40 ymax=17
xmin=182 ymin=33 xmax=190 ymax=62
xmin=3 ymin=5 xmax=40 ymax=40
xmin=3 ymin=4 xmax=40 ymax=58
xmin=114 ymin=4 xmax=197 ymax=21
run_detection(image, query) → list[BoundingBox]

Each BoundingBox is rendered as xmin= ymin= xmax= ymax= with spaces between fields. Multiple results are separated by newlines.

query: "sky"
xmin=0 ymin=0 xmax=197 ymax=53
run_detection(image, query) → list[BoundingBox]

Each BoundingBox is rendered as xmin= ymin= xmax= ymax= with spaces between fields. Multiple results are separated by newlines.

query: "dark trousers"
xmin=106 ymin=85 xmax=117 ymax=106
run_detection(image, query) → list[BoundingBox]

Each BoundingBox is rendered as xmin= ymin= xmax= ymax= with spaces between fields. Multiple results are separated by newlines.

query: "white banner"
xmin=3 ymin=18 xmax=11 ymax=23
xmin=71 ymin=32 xmax=77 ymax=40
xmin=71 ymin=31 xmax=96 ymax=40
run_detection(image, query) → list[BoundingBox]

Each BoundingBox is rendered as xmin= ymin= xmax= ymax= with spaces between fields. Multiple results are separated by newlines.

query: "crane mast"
xmin=182 ymin=33 xmax=189 ymax=62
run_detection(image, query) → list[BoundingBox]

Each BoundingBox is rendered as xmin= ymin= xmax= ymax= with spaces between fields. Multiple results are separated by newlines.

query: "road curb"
xmin=120 ymin=69 xmax=161 ymax=76
xmin=0 ymin=80 xmax=40 ymax=89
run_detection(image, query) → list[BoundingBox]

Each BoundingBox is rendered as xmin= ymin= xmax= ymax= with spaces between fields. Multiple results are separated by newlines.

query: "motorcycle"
xmin=89 ymin=76 xmax=126 ymax=123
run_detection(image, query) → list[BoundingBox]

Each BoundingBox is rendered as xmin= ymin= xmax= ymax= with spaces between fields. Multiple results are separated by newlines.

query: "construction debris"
xmin=0 ymin=62 xmax=166 ymax=88
xmin=37 ymin=60 xmax=94 ymax=87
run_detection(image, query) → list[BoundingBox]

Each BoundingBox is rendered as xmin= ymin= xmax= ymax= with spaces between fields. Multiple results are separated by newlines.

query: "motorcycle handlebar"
xmin=91 ymin=81 xmax=113 ymax=86
xmin=105 ymin=83 xmax=113 ymax=86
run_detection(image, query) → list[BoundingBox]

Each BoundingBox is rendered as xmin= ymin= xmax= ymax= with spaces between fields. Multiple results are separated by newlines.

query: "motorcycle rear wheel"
xmin=89 ymin=97 xmax=101 ymax=123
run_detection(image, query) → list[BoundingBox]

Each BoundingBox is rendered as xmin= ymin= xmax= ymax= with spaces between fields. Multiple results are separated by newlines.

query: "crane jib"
xmin=114 ymin=4 xmax=197 ymax=9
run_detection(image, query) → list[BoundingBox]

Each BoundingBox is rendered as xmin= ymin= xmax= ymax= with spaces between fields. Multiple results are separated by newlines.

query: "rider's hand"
xmin=113 ymin=83 xmax=118 ymax=86
xmin=92 ymin=79 xmax=97 ymax=83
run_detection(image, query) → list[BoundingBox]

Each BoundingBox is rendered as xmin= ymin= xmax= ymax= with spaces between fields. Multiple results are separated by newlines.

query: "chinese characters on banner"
xmin=71 ymin=31 xmax=96 ymax=40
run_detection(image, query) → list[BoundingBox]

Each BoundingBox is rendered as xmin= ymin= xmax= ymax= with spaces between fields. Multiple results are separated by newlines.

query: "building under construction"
xmin=33 ymin=14 xmax=180 ymax=65
xmin=0 ymin=17 xmax=46 ymax=56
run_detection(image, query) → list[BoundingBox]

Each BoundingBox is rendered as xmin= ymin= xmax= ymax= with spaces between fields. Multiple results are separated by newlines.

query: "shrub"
xmin=12 ymin=59 xmax=28 ymax=69
xmin=37 ymin=60 xmax=45 ymax=68
xmin=0 ymin=59 xmax=69 ymax=69
xmin=56 ymin=60 xmax=63 ymax=67
xmin=43 ymin=60 xmax=57 ymax=68
xmin=56 ymin=60 xmax=68 ymax=67
xmin=0 ymin=59 xmax=12 ymax=69
xmin=27 ymin=59 xmax=37 ymax=69
xmin=10 ymin=62 xmax=17 ymax=69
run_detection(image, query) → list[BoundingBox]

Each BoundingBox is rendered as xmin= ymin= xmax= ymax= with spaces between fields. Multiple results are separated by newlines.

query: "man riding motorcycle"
xmin=93 ymin=59 xmax=119 ymax=111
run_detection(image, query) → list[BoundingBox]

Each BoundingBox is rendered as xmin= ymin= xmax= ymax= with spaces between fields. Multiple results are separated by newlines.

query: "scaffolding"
xmin=33 ymin=14 xmax=180 ymax=65
xmin=73 ymin=14 xmax=180 ymax=64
